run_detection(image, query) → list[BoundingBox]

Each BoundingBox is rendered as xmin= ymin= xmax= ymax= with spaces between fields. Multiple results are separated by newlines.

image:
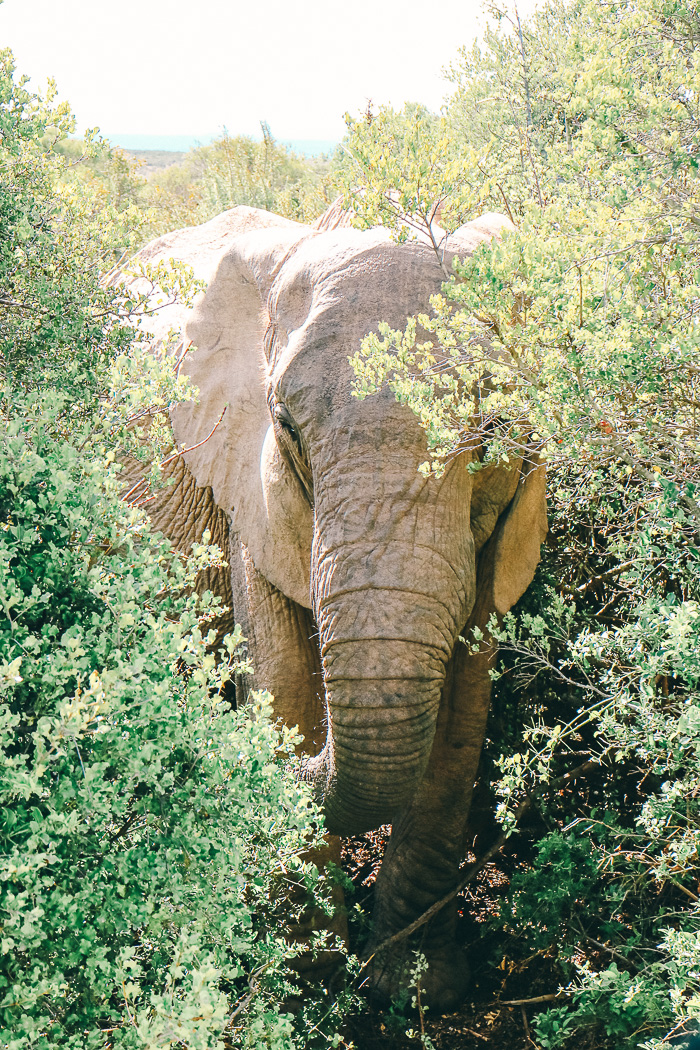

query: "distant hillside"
xmin=105 ymin=132 xmax=339 ymax=159
xmin=123 ymin=149 xmax=187 ymax=173
xmin=121 ymin=139 xmax=339 ymax=181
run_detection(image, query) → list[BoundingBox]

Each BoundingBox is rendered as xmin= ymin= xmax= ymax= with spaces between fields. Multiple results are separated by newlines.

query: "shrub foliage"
xmin=339 ymin=1 xmax=700 ymax=1046
xmin=0 ymin=47 xmax=349 ymax=1050
xmin=0 ymin=403 xmax=336 ymax=1049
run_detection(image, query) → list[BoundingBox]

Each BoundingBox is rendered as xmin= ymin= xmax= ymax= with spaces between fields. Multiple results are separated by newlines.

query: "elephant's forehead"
xmin=268 ymin=230 xmax=443 ymax=336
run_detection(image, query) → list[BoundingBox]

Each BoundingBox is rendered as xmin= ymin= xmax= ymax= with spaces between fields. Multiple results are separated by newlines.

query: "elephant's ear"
xmin=474 ymin=456 xmax=548 ymax=619
xmin=312 ymin=197 xmax=355 ymax=231
xmin=444 ymin=212 xmax=517 ymax=264
xmin=121 ymin=207 xmax=315 ymax=608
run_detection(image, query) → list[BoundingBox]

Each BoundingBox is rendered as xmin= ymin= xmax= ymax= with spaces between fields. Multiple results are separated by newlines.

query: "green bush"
xmin=341 ymin=1 xmax=700 ymax=1045
xmin=0 ymin=398 xmax=347 ymax=1049
xmin=0 ymin=51 xmax=353 ymax=1050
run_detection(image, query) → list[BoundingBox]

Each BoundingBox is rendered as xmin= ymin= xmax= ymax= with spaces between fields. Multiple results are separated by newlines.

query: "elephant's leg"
xmin=367 ymin=622 xmax=496 ymax=1011
xmin=228 ymin=530 xmax=325 ymax=751
xmin=285 ymin=833 xmax=349 ymax=981
xmin=228 ymin=533 xmax=347 ymax=968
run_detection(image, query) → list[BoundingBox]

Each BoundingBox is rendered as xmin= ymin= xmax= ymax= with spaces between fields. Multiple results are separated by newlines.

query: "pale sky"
xmin=0 ymin=0 xmax=542 ymax=142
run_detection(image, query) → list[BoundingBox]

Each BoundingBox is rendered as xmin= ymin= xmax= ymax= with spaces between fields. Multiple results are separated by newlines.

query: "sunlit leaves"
xmin=0 ymin=55 xmax=353 ymax=1050
xmin=336 ymin=104 xmax=481 ymax=259
xmin=342 ymin=2 xmax=700 ymax=1045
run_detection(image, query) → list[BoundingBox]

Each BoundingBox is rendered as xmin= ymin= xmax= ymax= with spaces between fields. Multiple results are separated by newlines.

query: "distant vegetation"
xmin=121 ymin=148 xmax=188 ymax=171
xmin=52 ymin=122 xmax=338 ymax=249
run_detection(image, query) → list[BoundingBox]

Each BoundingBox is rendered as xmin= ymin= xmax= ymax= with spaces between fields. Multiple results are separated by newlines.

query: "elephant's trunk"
xmin=306 ymin=525 xmax=475 ymax=833
xmin=309 ymin=646 xmax=446 ymax=833
xmin=300 ymin=414 xmax=476 ymax=834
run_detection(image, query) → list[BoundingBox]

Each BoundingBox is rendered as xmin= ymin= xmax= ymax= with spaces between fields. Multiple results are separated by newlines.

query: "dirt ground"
xmin=339 ymin=829 xmax=562 ymax=1050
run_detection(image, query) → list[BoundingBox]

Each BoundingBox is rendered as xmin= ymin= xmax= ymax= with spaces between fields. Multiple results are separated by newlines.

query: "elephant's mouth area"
xmin=320 ymin=638 xmax=452 ymax=684
xmin=303 ymin=741 xmax=415 ymax=836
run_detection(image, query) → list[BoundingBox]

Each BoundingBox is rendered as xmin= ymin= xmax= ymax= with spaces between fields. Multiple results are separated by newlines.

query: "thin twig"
xmin=521 ymin=1003 xmax=535 ymax=1046
xmin=109 ymin=813 xmax=141 ymax=844
xmin=667 ymin=879 xmax=699 ymax=903
xmin=464 ymin=1027 xmax=489 ymax=1042
xmin=0 ymin=297 xmax=39 ymax=312
xmin=122 ymin=477 xmax=150 ymax=503
xmin=580 ymin=929 xmax=639 ymax=972
xmin=502 ymin=993 xmax=565 ymax=1006
xmin=75 ymin=745 xmax=86 ymax=778
xmin=497 ymin=183 xmax=517 ymax=227
xmin=174 ymin=339 xmax=193 ymax=378
xmin=563 ymin=560 xmax=636 ymax=596
xmin=515 ymin=4 xmax=534 ymax=130
xmin=631 ymin=855 xmax=700 ymax=902
xmin=364 ymin=830 xmax=512 ymax=965
xmin=159 ymin=406 xmax=227 ymax=468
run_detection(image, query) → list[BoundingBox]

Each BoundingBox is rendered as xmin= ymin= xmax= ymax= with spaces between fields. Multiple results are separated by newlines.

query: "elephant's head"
xmin=132 ymin=205 xmax=547 ymax=836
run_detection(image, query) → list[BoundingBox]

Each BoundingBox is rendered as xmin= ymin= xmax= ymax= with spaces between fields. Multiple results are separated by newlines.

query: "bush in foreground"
xmin=0 ymin=398 xmax=348 ymax=1049
xmin=0 ymin=49 xmax=354 ymax=1049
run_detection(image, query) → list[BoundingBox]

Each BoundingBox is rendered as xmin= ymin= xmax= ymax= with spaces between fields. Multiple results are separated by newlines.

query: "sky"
xmin=0 ymin=0 xmax=542 ymax=145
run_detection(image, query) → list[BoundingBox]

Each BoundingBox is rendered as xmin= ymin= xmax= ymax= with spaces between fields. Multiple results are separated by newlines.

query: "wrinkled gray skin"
xmin=121 ymin=205 xmax=547 ymax=1008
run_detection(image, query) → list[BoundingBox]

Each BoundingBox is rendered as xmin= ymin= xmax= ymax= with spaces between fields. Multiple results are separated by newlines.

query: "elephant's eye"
xmin=272 ymin=400 xmax=313 ymax=504
xmin=274 ymin=402 xmax=300 ymax=444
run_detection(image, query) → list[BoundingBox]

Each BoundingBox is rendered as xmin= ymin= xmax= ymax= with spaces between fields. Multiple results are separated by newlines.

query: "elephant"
xmin=120 ymin=202 xmax=547 ymax=1009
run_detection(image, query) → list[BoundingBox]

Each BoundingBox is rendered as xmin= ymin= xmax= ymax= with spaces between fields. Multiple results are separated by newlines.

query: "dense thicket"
xmin=340 ymin=2 xmax=700 ymax=1047
xmin=0 ymin=50 xmax=350 ymax=1050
